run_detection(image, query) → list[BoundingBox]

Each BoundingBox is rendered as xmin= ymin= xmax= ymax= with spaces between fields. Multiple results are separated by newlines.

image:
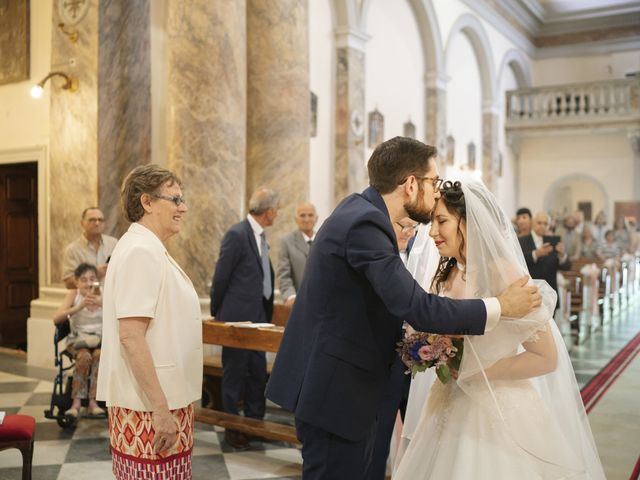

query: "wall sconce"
xmin=31 ymin=72 xmax=79 ymax=98
xmin=58 ymin=23 xmax=79 ymax=43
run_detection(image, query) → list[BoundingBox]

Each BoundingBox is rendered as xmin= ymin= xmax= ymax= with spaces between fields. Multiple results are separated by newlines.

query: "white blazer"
xmin=97 ymin=223 xmax=203 ymax=411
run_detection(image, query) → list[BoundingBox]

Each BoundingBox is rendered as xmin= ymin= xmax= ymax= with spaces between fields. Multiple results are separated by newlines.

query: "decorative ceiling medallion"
xmin=58 ymin=0 xmax=89 ymax=26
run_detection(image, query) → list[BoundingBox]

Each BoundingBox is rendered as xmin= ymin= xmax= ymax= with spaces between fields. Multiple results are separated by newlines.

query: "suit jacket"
xmin=518 ymin=234 xmax=571 ymax=294
xmin=277 ymin=230 xmax=311 ymax=299
xmin=210 ymin=219 xmax=274 ymax=323
xmin=265 ymin=187 xmax=487 ymax=442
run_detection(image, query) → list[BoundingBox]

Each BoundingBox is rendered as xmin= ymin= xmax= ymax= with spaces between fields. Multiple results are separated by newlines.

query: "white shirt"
xmin=247 ymin=214 xmax=265 ymax=255
xmin=96 ymin=223 xmax=203 ymax=411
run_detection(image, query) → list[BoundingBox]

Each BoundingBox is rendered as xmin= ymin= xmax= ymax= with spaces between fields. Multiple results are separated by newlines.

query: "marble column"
xmin=246 ymin=0 xmax=310 ymax=261
xmin=482 ymin=105 xmax=500 ymax=192
xmin=630 ymin=131 xmax=640 ymax=202
xmin=160 ymin=0 xmax=247 ymax=297
xmin=507 ymin=133 xmax=522 ymax=207
xmin=425 ymin=72 xmax=447 ymax=160
xmin=98 ymin=0 xmax=152 ymax=238
xmin=49 ymin=0 xmax=99 ymax=285
xmin=334 ymin=28 xmax=368 ymax=205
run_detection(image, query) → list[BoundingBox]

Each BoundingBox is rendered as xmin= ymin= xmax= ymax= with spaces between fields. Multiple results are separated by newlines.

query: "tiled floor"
xmin=0 ymin=298 xmax=638 ymax=479
xmin=0 ymin=355 xmax=302 ymax=480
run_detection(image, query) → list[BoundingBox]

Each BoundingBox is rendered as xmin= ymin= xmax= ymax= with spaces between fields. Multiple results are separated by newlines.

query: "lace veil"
xmin=396 ymin=178 xmax=605 ymax=479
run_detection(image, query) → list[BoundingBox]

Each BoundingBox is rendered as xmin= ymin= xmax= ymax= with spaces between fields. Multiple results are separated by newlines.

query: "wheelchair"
xmin=43 ymin=320 xmax=106 ymax=429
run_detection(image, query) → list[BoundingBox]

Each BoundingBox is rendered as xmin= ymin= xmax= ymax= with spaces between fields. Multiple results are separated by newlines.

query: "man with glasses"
xmin=62 ymin=207 xmax=118 ymax=288
xmin=266 ymin=136 xmax=541 ymax=479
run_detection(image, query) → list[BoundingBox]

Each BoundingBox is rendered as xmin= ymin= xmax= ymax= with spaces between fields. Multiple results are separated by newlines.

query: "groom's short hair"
xmin=368 ymin=136 xmax=437 ymax=194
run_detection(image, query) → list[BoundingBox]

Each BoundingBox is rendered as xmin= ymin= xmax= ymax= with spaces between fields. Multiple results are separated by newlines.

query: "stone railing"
xmin=506 ymin=78 xmax=639 ymax=129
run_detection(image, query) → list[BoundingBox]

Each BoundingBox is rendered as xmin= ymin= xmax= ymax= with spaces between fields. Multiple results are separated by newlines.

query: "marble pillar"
xmin=98 ymin=0 xmax=152 ymax=238
xmin=49 ymin=0 xmax=99 ymax=285
xmin=246 ymin=0 xmax=310 ymax=262
xmin=335 ymin=44 xmax=367 ymax=204
xmin=482 ymin=107 xmax=500 ymax=192
xmin=630 ymin=131 xmax=640 ymax=202
xmin=163 ymin=0 xmax=247 ymax=296
xmin=425 ymin=72 xmax=447 ymax=160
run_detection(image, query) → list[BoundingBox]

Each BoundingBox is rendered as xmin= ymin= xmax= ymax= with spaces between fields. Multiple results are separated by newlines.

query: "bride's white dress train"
xmin=395 ymin=328 xmax=590 ymax=479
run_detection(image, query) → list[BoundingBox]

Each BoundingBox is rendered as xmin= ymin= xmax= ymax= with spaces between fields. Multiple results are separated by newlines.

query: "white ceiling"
xmin=532 ymin=0 xmax=640 ymax=21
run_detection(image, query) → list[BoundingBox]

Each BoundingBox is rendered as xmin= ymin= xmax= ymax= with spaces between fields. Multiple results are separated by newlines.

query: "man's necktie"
xmin=260 ymin=232 xmax=271 ymax=299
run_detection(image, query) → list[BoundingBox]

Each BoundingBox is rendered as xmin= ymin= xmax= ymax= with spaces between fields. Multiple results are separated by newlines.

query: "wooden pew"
xmin=197 ymin=310 xmax=299 ymax=446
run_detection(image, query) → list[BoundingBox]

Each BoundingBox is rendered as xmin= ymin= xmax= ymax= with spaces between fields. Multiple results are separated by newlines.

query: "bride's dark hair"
xmin=430 ymin=181 xmax=467 ymax=294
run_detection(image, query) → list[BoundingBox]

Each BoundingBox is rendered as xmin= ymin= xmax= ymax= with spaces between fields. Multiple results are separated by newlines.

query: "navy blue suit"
xmin=265 ymin=187 xmax=487 ymax=478
xmin=211 ymin=218 xmax=274 ymax=419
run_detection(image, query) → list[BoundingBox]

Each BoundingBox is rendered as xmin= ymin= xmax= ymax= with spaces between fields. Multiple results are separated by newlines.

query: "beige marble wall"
xmin=164 ymin=0 xmax=247 ymax=296
xmin=482 ymin=111 xmax=499 ymax=191
xmin=246 ymin=0 xmax=310 ymax=262
xmin=98 ymin=0 xmax=152 ymax=238
xmin=49 ymin=0 xmax=99 ymax=285
xmin=335 ymin=46 xmax=366 ymax=205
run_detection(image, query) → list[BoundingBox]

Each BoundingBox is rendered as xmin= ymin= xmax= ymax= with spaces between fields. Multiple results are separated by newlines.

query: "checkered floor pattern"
xmin=0 ymin=354 xmax=301 ymax=480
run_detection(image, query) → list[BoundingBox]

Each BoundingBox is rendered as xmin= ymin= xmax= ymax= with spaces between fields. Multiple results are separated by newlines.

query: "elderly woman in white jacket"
xmin=97 ymin=164 xmax=202 ymax=480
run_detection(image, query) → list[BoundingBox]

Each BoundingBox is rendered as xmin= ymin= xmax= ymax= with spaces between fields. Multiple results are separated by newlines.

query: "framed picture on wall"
xmin=310 ymin=91 xmax=318 ymax=137
xmin=0 ymin=0 xmax=30 ymax=86
xmin=446 ymin=135 xmax=455 ymax=165
xmin=403 ymin=118 xmax=415 ymax=139
xmin=467 ymin=142 xmax=476 ymax=170
xmin=368 ymin=108 xmax=384 ymax=149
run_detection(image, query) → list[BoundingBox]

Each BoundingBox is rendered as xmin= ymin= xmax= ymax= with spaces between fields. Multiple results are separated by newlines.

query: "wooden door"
xmin=0 ymin=163 xmax=38 ymax=348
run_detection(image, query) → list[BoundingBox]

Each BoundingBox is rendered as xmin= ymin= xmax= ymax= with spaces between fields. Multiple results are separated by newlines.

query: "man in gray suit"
xmin=277 ymin=202 xmax=318 ymax=307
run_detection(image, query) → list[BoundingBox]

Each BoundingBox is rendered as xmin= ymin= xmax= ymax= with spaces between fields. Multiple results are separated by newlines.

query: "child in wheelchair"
xmin=51 ymin=263 xmax=104 ymax=419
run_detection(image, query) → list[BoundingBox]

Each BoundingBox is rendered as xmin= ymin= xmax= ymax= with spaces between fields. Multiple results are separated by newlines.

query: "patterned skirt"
xmin=108 ymin=404 xmax=194 ymax=480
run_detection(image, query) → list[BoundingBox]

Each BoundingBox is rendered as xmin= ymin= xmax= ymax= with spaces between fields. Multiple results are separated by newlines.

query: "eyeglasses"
xmin=398 ymin=175 xmax=444 ymax=192
xmin=152 ymin=194 xmax=186 ymax=207
xmin=395 ymin=221 xmax=419 ymax=234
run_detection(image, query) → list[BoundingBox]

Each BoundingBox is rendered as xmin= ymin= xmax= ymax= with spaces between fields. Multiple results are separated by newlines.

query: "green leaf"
xmin=436 ymin=364 xmax=451 ymax=384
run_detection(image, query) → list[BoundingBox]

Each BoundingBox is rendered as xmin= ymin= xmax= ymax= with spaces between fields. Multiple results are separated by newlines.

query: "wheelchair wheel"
xmin=57 ymin=414 xmax=77 ymax=430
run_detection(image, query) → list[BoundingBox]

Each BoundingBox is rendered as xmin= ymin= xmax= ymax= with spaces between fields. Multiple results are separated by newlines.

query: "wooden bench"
xmin=198 ymin=317 xmax=299 ymax=445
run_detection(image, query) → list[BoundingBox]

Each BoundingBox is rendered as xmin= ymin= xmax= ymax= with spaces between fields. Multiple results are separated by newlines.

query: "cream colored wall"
xmin=518 ymin=132 xmax=633 ymax=222
xmin=532 ymin=51 xmax=640 ymax=86
xmin=308 ymin=0 xmax=334 ymax=222
xmin=365 ymin=0 xmax=425 ymax=159
xmin=0 ymin=2 xmax=52 ymax=150
xmin=445 ymin=33 xmax=482 ymax=175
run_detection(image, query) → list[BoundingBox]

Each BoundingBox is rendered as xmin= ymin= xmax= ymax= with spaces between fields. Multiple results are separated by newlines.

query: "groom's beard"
xmin=404 ymin=189 xmax=432 ymax=224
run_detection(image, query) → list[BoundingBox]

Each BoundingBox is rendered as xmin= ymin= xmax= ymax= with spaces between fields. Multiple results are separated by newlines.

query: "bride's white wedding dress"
xmin=394 ymin=179 xmax=605 ymax=480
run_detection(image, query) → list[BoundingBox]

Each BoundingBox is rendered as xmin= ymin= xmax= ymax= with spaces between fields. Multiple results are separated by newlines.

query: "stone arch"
xmin=543 ymin=173 xmax=610 ymax=218
xmin=497 ymin=48 xmax=531 ymax=89
xmin=444 ymin=13 xmax=497 ymax=105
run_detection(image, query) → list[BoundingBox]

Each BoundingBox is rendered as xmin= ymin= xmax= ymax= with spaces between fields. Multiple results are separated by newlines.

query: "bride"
xmin=393 ymin=180 xmax=605 ymax=479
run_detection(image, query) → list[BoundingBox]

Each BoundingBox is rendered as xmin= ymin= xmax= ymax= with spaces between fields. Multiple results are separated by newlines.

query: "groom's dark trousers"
xmin=265 ymin=186 xmax=488 ymax=478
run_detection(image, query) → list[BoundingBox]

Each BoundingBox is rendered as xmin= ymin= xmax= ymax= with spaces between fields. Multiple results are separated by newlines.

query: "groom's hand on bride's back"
xmin=497 ymin=276 xmax=542 ymax=318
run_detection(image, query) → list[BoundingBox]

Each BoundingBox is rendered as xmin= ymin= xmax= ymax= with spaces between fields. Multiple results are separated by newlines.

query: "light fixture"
xmin=31 ymin=72 xmax=79 ymax=98
xmin=58 ymin=23 xmax=79 ymax=43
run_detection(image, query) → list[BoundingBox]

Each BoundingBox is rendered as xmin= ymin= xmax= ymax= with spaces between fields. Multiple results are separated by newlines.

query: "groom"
xmin=266 ymin=137 xmax=540 ymax=479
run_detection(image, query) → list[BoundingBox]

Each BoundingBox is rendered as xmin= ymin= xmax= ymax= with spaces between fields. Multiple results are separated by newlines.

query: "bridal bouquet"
xmin=396 ymin=333 xmax=463 ymax=384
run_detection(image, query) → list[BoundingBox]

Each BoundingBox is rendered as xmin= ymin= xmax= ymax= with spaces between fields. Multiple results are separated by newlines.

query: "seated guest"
xmin=628 ymin=218 xmax=639 ymax=254
xmin=575 ymin=227 xmax=599 ymax=261
xmin=561 ymin=214 xmax=581 ymax=258
xmin=593 ymin=210 xmax=607 ymax=244
xmin=598 ymin=230 xmax=622 ymax=262
xmin=62 ymin=207 xmax=118 ymax=289
xmin=613 ymin=216 xmax=630 ymax=253
xmin=52 ymin=263 xmax=103 ymax=417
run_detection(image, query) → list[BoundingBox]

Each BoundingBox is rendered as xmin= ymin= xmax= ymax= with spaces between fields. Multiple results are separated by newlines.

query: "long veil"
xmin=396 ymin=178 xmax=605 ymax=479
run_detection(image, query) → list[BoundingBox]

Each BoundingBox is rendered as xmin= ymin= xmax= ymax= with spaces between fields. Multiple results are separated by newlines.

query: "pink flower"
xmin=418 ymin=345 xmax=435 ymax=361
